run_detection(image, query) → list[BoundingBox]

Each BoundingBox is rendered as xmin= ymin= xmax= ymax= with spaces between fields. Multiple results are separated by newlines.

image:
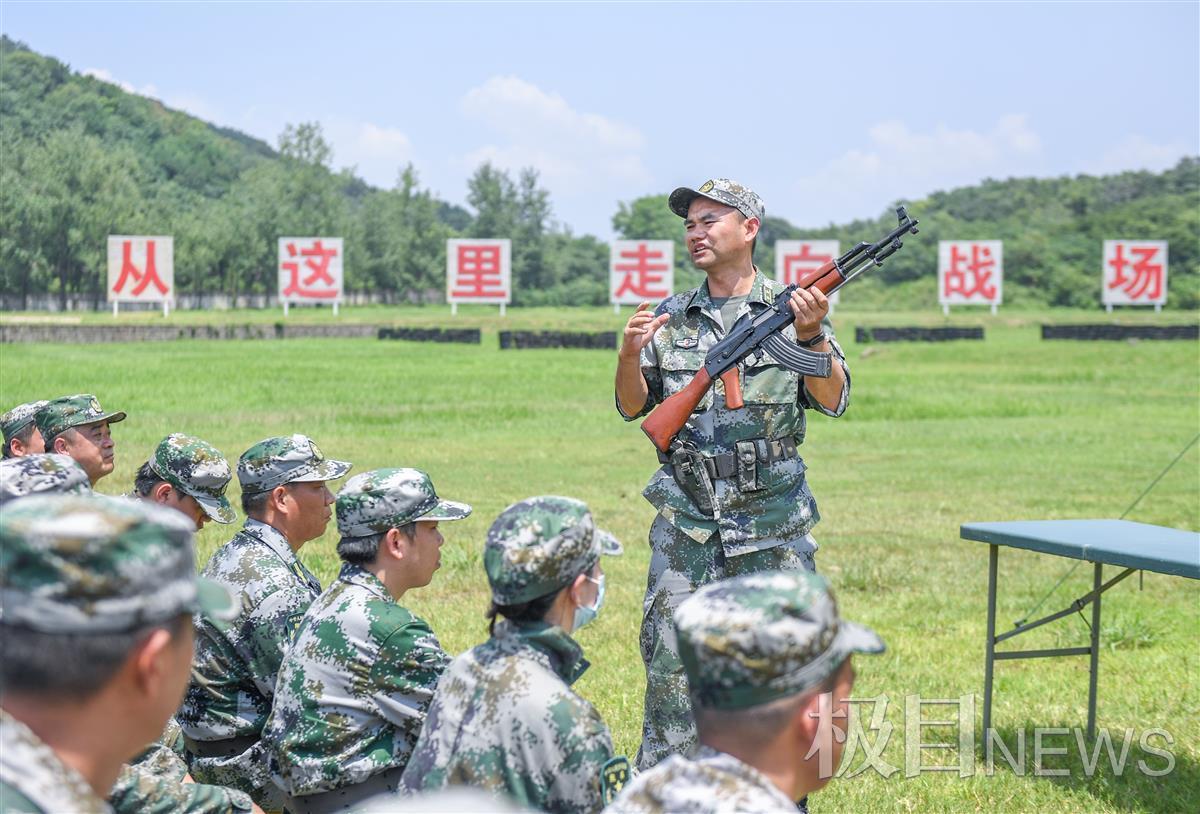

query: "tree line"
xmin=1 ymin=36 xmax=1196 ymax=310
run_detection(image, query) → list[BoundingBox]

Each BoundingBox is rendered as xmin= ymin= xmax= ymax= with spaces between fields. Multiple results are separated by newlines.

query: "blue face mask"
xmin=572 ymin=573 xmax=606 ymax=632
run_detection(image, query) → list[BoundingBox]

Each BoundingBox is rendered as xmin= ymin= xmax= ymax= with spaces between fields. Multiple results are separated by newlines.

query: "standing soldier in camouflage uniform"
xmin=400 ymin=496 xmax=630 ymax=814
xmin=1 ymin=400 xmax=49 ymax=457
xmin=133 ymin=433 xmax=239 ymax=532
xmin=263 ymin=468 xmax=472 ymax=812
xmin=609 ymin=571 xmax=885 ymax=813
xmin=34 ymin=393 xmax=127 ymax=487
xmin=0 ymin=453 xmax=91 ymax=503
xmin=179 ymin=435 xmax=351 ymax=812
xmin=615 ymin=178 xmax=851 ymax=768
xmin=0 ymin=494 xmax=238 ymax=814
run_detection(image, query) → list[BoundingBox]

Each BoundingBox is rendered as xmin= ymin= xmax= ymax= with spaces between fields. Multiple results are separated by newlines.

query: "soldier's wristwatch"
xmin=797 ymin=332 xmax=826 ymax=348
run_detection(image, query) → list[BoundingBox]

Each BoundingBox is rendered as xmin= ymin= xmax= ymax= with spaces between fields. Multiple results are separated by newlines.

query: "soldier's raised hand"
xmin=620 ymin=301 xmax=669 ymax=360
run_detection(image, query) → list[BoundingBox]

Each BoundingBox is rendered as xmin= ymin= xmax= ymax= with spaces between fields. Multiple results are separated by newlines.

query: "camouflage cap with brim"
xmin=337 ymin=467 xmax=472 ymax=537
xmin=0 ymin=454 xmax=92 ymax=504
xmin=34 ymin=394 xmax=127 ymax=442
xmin=238 ymin=434 xmax=352 ymax=494
xmin=0 ymin=494 xmax=237 ymax=634
xmin=1 ymin=400 xmax=49 ymax=442
xmin=668 ymin=178 xmax=765 ymax=222
xmin=484 ymin=496 xmax=622 ymax=606
xmin=676 ymin=570 xmax=885 ymax=711
xmin=149 ymin=433 xmax=236 ymax=524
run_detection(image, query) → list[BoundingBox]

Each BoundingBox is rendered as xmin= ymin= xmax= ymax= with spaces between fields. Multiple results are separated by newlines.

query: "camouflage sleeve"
xmin=799 ymin=324 xmax=851 ymax=418
xmin=615 ymin=321 xmax=665 ymax=422
xmin=243 ymin=584 xmax=312 ymax=698
xmin=129 ymin=718 xmax=188 ymax=777
xmin=109 ymin=762 xmax=255 ymax=814
xmin=543 ymin=697 xmax=616 ymax=814
xmin=370 ymin=621 xmax=451 ymax=728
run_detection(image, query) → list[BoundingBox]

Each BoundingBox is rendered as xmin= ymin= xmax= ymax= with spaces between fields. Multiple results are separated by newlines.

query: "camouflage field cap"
xmin=0 ymin=494 xmax=237 ymax=634
xmin=337 ymin=467 xmax=471 ymax=537
xmin=1 ymin=400 xmax=49 ymax=444
xmin=484 ymin=496 xmax=622 ymax=606
xmin=34 ymin=393 xmax=127 ymax=443
xmin=238 ymin=434 xmax=352 ymax=494
xmin=0 ymin=454 xmax=92 ymax=504
xmin=149 ymin=433 xmax=236 ymax=524
xmin=669 ymin=178 xmax=765 ymax=222
xmin=676 ymin=570 xmax=885 ymax=710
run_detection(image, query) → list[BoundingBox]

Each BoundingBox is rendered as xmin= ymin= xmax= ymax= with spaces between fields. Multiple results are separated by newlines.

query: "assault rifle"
xmin=641 ymin=206 xmax=919 ymax=453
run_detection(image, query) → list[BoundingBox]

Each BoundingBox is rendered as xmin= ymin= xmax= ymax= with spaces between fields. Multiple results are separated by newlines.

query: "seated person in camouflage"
xmin=0 ymin=494 xmax=238 ymax=814
xmin=263 ymin=468 xmax=472 ymax=812
xmin=134 ymin=433 xmax=239 ymax=532
xmin=400 ymin=496 xmax=630 ymax=814
xmin=608 ymin=571 xmax=885 ymax=813
xmin=179 ymin=434 xmax=351 ymax=812
xmin=1 ymin=400 xmax=49 ymax=457
xmin=34 ymin=393 xmax=126 ymax=487
xmin=0 ymin=453 xmax=91 ymax=504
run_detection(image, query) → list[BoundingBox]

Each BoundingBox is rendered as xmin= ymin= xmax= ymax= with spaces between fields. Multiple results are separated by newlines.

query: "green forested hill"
xmin=2 ymin=36 xmax=1196 ymax=309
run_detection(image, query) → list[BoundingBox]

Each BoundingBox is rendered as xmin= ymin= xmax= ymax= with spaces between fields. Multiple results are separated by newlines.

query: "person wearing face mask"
xmin=399 ymin=496 xmax=630 ymax=814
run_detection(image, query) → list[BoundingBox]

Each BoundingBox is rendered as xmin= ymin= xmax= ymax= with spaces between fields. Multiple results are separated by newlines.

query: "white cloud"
xmin=82 ymin=67 xmax=227 ymax=124
xmin=1087 ymin=135 xmax=1191 ymax=175
xmin=456 ymin=75 xmax=652 ymax=233
xmin=790 ymin=114 xmax=1045 ymax=226
xmin=323 ymin=121 xmax=415 ymax=188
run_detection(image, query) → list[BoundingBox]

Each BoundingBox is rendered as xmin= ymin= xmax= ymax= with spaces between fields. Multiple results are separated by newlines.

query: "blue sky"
xmin=3 ymin=1 xmax=1197 ymax=238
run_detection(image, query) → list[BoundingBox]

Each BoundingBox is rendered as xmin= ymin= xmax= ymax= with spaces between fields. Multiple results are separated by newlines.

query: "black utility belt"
xmin=658 ymin=437 xmax=799 ymax=480
xmin=183 ymin=733 xmax=259 ymax=759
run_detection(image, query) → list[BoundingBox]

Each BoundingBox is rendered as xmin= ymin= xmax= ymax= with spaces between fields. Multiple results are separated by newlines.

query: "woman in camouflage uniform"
xmin=400 ymin=496 xmax=630 ymax=814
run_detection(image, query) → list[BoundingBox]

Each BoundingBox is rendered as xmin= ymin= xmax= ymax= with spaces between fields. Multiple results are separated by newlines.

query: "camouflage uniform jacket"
xmin=618 ymin=271 xmax=850 ymax=556
xmin=400 ymin=619 xmax=614 ymax=814
xmin=263 ymin=562 xmax=450 ymax=796
xmin=180 ymin=518 xmax=322 ymax=742
xmin=608 ymin=745 xmax=796 ymax=814
xmin=0 ymin=709 xmax=110 ymax=814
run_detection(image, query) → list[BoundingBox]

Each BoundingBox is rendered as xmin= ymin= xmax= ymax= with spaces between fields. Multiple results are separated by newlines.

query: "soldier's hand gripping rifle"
xmin=641 ymin=206 xmax=919 ymax=453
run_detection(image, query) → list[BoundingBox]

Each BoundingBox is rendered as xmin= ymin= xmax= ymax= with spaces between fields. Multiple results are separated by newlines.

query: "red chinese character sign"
xmin=938 ymin=240 xmax=1003 ymax=314
xmin=107 ymin=236 xmax=174 ymax=316
xmin=279 ymin=238 xmax=344 ymax=315
xmin=610 ymin=240 xmax=674 ymax=308
xmin=775 ymin=241 xmax=840 ymax=308
xmin=1103 ymin=240 xmax=1167 ymax=312
xmin=447 ymin=239 xmax=511 ymax=314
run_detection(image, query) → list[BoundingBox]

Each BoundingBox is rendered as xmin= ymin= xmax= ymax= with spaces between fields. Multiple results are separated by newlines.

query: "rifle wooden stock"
xmin=720 ymin=368 xmax=743 ymax=409
xmin=642 ymin=368 xmax=713 ymax=452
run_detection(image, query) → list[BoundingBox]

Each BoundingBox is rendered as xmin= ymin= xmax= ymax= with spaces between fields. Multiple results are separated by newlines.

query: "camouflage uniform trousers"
xmin=109 ymin=718 xmax=255 ymax=813
xmin=637 ymin=514 xmax=816 ymax=770
xmin=188 ymin=743 xmax=283 ymax=813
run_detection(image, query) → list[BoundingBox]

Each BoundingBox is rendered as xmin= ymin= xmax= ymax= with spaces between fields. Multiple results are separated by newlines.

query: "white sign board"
xmin=610 ymin=240 xmax=674 ymax=305
xmin=447 ymin=239 xmax=511 ymax=305
xmin=775 ymin=240 xmax=840 ymax=305
xmin=938 ymin=240 xmax=1003 ymax=307
xmin=279 ymin=237 xmax=344 ymax=304
xmin=1102 ymin=240 xmax=1167 ymax=308
xmin=107 ymin=236 xmax=174 ymax=303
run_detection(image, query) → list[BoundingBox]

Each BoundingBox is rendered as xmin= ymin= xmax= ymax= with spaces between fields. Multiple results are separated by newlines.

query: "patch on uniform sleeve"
xmin=286 ymin=611 xmax=305 ymax=641
xmin=600 ymin=755 xmax=631 ymax=804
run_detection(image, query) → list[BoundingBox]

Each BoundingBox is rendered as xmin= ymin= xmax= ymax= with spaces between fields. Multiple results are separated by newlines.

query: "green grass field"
xmin=2 ymin=305 xmax=1197 ymax=812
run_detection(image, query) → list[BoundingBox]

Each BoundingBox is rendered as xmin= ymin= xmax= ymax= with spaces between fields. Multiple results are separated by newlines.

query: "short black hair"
xmin=0 ymin=614 xmax=189 ymax=701
xmin=336 ymin=522 xmax=417 ymax=566
xmin=3 ymin=425 xmax=39 ymax=458
xmin=486 ymin=589 xmax=562 ymax=636
xmin=133 ymin=461 xmax=168 ymax=497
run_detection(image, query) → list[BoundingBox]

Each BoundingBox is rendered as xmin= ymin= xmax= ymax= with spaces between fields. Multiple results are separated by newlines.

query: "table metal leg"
xmin=983 ymin=543 xmax=998 ymax=739
xmin=1087 ymin=561 xmax=1102 ymax=740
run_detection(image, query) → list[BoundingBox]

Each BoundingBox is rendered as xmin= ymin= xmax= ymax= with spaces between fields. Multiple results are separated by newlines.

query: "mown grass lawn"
xmin=2 ymin=305 xmax=1197 ymax=812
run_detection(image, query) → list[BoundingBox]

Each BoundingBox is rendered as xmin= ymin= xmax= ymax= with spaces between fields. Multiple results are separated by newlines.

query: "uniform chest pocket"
xmin=742 ymin=348 xmax=800 ymax=405
xmin=659 ymin=347 xmax=713 ymax=413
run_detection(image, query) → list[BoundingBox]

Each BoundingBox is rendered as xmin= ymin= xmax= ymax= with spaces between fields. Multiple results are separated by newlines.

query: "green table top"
xmin=960 ymin=519 xmax=1200 ymax=579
